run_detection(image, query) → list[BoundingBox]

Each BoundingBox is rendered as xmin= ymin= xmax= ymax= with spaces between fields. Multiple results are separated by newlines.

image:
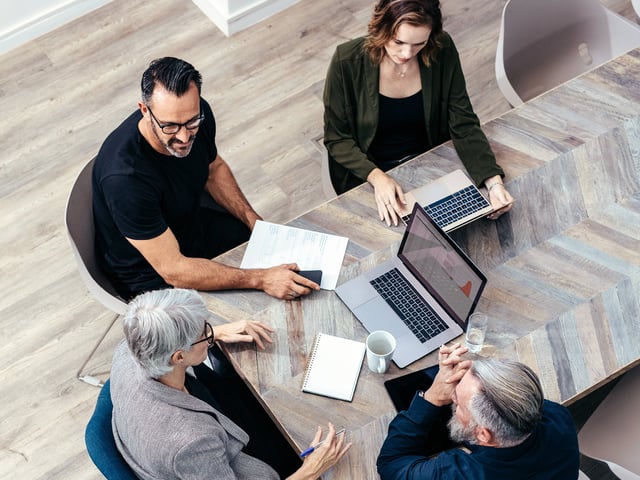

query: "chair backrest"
xmin=65 ymin=158 xmax=127 ymax=315
xmin=501 ymin=0 xmax=603 ymax=58
xmin=578 ymin=365 xmax=640 ymax=476
xmin=496 ymin=0 xmax=640 ymax=105
xmin=634 ymin=0 xmax=640 ymax=19
xmin=320 ymin=142 xmax=337 ymax=200
xmin=85 ymin=379 xmax=137 ymax=479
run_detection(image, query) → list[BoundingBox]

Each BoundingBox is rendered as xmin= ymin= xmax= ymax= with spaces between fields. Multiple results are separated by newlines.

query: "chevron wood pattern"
xmin=207 ymin=48 xmax=640 ymax=479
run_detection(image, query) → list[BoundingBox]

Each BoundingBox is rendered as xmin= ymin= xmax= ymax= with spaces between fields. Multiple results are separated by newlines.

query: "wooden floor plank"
xmin=0 ymin=0 xmax=636 ymax=477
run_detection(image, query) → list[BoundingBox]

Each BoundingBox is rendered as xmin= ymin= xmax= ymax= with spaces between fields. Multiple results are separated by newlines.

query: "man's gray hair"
xmin=123 ymin=288 xmax=209 ymax=378
xmin=469 ymin=358 xmax=544 ymax=447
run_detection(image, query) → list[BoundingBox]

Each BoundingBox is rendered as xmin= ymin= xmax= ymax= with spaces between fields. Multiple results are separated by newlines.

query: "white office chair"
xmin=495 ymin=0 xmax=640 ymax=106
xmin=579 ymin=462 xmax=640 ymax=479
xmin=65 ymin=158 xmax=128 ymax=387
xmin=310 ymin=134 xmax=337 ymax=200
xmin=578 ymin=365 xmax=640 ymax=477
xmin=321 ymin=146 xmax=337 ymax=200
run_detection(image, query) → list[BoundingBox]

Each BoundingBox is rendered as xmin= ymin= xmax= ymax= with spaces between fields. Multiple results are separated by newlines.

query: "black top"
xmin=366 ymin=90 xmax=429 ymax=170
xmin=92 ymin=99 xmax=217 ymax=298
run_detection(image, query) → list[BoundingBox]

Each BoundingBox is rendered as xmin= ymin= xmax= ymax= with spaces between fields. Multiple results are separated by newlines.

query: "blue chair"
xmin=85 ymin=380 xmax=137 ymax=479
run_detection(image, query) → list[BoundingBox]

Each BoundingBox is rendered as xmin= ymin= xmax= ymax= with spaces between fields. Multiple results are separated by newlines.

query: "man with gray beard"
xmin=93 ymin=57 xmax=319 ymax=301
xmin=377 ymin=344 xmax=580 ymax=479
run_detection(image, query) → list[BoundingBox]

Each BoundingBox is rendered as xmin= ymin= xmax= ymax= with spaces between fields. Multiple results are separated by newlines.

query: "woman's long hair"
xmin=364 ymin=0 xmax=444 ymax=66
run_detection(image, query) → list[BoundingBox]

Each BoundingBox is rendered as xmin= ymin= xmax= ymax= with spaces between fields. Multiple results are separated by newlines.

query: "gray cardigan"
xmin=110 ymin=341 xmax=279 ymax=480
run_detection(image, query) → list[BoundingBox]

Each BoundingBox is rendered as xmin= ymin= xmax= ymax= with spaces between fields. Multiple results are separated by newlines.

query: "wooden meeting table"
xmin=204 ymin=48 xmax=640 ymax=479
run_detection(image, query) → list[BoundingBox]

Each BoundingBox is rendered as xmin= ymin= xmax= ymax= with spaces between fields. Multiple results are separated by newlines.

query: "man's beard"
xmin=151 ymin=122 xmax=196 ymax=158
xmin=447 ymin=404 xmax=478 ymax=444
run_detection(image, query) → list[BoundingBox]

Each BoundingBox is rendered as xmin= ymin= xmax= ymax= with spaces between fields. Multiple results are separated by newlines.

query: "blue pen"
xmin=299 ymin=428 xmax=346 ymax=458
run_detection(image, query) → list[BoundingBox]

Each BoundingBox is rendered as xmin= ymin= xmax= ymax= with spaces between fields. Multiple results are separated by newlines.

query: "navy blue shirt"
xmin=377 ymin=396 xmax=580 ymax=480
xmin=93 ymin=99 xmax=217 ymax=298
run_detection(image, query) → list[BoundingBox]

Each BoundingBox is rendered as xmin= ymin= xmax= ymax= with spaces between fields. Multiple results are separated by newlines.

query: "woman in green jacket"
xmin=323 ymin=0 xmax=513 ymax=226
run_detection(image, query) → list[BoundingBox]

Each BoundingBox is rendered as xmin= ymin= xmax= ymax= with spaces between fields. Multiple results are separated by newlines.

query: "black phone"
xmin=297 ymin=270 xmax=323 ymax=285
xmin=384 ymin=364 xmax=440 ymax=412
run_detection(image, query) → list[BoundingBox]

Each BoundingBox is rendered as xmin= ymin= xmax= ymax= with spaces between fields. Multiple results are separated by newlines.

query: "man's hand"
xmin=213 ymin=320 xmax=274 ymax=349
xmin=423 ymin=342 xmax=471 ymax=407
xmin=367 ymin=168 xmax=407 ymax=227
xmin=257 ymin=263 xmax=321 ymax=300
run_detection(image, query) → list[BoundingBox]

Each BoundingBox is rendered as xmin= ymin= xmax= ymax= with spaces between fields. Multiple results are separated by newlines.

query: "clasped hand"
xmin=423 ymin=342 xmax=471 ymax=407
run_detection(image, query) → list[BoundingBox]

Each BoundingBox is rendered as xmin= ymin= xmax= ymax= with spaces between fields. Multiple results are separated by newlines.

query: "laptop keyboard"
xmin=369 ymin=268 xmax=447 ymax=343
xmin=401 ymin=185 xmax=490 ymax=228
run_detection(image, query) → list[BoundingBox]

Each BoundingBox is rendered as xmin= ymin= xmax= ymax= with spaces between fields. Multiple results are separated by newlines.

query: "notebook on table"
xmin=301 ymin=333 xmax=366 ymax=402
xmin=336 ymin=204 xmax=487 ymax=368
xmin=398 ymin=169 xmax=495 ymax=232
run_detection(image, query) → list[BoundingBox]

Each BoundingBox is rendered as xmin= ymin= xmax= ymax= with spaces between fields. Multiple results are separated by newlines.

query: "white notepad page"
xmin=302 ymin=333 xmax=366 ymax=402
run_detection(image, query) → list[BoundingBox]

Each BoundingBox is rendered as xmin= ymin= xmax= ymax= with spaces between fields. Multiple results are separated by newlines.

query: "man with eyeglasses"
xmin=93 ymin=57 xmax=319 ymax=301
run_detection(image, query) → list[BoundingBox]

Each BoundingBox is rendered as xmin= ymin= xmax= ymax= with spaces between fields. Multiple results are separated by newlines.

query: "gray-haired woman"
xmin=110 ymin=288 xmax=350 ymax=479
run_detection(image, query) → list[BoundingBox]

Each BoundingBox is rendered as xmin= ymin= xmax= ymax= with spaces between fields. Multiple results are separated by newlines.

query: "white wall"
xmin=191 ymin=0 xmax=301 ymax=36
xmin=0 ymin=0 xmax=112 ymax=56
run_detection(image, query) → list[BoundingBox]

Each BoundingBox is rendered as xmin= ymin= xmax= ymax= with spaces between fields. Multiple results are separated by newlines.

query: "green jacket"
xmin=323 ymin=33 xmax=504 ymax=195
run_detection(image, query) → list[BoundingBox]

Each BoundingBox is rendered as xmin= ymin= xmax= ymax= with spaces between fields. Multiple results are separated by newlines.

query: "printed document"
xmin=240 ymin=220 xmax=348 ymax=290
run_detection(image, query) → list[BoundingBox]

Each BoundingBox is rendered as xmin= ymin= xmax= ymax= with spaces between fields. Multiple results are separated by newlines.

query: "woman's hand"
xmin=367 ymin=168 xmax=407 ymax=226
xmin=213 ymin=320 xmax=274 ymax=350
xmin=288 ymin=423 xmax=352 ymax=480
xmin=484 ymin=176 xmax=514 ymax=220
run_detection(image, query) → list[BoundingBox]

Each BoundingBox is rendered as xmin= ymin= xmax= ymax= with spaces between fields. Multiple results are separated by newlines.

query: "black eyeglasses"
xmin=191 ymin=321 xmax=215 ymax=347
xmin=147 ymin=105 xmax=204 ymax=135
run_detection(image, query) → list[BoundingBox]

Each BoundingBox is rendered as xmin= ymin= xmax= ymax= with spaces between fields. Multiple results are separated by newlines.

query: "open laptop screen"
xmin=398 ymin=205 xmax=486 ymax=326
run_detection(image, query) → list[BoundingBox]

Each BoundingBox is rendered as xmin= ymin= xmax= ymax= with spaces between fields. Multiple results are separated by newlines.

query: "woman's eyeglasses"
xmin=191 ymin=321 xmax=214 ymax=347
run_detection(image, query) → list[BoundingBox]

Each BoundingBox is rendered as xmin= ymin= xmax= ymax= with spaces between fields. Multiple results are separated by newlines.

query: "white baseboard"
xmin=0 ymin=0 xmax=112 ymax=56
xmin=192 ymin=0 xmax=301 ymax=36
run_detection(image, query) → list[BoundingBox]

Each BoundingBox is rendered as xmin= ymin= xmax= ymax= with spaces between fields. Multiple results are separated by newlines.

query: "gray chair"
xmin=65 ymin=158 xmax=127 ymax=387
xmin=578 ymin=365 xmax=640 ymax=478
xmin=495 ymin=0 xmax=640 ymax=106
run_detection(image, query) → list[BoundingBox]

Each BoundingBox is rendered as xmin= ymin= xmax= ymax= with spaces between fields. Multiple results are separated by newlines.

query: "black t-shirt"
xmin=93 ymin=98 xmax=217 ymax=298
xmin=368 ymin=90 xmax=429 ymax=170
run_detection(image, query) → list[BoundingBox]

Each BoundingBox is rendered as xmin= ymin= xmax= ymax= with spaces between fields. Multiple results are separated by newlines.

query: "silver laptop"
xmin=336 ymin=204 xmax=487 ymax=368
xmin=399 ymin=169 xmax=494 ymax=232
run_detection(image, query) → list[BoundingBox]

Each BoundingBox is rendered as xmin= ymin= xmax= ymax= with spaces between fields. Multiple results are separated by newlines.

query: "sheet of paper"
xmin=240 ymin=220 xmax=348 ymax=290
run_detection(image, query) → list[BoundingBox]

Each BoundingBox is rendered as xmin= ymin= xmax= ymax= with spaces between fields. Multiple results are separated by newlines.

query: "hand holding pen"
xmin=289 ymin=423 xmax=352 ymax=480
xmin=300 ymin=427 xmax=346 ymax=457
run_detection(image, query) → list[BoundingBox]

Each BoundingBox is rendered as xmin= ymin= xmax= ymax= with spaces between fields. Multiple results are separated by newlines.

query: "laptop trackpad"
xmin=413 ymin=181 xmax=449 ymax=205
xmin=335 ymin=276 xmax=378 ymax=309
xmin=354 ymin=297 xmax=413 ymax=341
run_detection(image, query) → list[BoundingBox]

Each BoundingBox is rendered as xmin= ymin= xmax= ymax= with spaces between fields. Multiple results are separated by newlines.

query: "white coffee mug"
xmin=366 ymin=330 xmax=396 ymax=374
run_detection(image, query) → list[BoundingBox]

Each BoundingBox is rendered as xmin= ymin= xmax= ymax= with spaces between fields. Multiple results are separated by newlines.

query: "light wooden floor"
xmin=0 ymin=0 xmax=635 ymax=478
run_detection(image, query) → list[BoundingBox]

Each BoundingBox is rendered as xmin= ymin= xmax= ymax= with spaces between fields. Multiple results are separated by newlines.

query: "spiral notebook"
xmin=302 ymin=333 xmax=366 ymax=402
